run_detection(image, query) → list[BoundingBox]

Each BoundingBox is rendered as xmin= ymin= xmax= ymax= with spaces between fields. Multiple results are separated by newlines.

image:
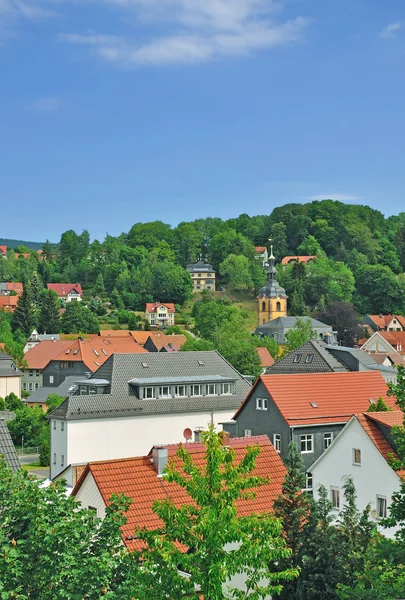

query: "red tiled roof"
xmin=51 ymin=337 xmax=147 ymax=370
xmin=99 ymin=330 xmax=133 ymax=338
xmin=234 ymin=372 xmax=395 ymax=425
xmin=255 ymin=246 xmax=266 ymax=253
xmin=146 ymin=333 xmax=187 ymax=351
xmin=73 ymin=435 xmax=286 ymax=552
xmin=256 ymin=347 xmax=274 ymax=368
xmin=0 ymin=246 xmax=7 ymax=256
xmin=24 ymin=340 xmax=75 ymax=369
xmin=368 ymin=315 xmax=405 ymax=330
xmin=0 ymin=296 xmax=19 ymax=311
xmin=129 ymin=331 xmax=161 ymax=345
xmin=365 ymin=411 xmax=403 ymax=428
xmin=372 ymin=352 xmax=405 ymax=366
xmin=47 ymin=283 xmax=83 ymax=297
xmin=145 ymin=302 xmax=175 ymax=314
xmin=379 ymin=330 xmax=405 ymax=349
xmin=6 ymin=282 xmax=23 ymax=294
xmin=15 ymin=253 xmax=31 ymax=259
xmin=281 ymin=256 xmax=316 ymax=265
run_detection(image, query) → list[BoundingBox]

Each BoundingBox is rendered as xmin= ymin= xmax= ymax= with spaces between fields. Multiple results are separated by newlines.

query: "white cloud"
xmin=59 ymin=0 xmax=309 ymax=66
xmin=308 ymin=194 xmax=362 ymax=201
xmin=30 ymin=96 xmax=60 ymax=111
xmin=379 ymin=22 xmax=402 ymax=39
xmin=0 ymin=0 xmax=54 ymax=40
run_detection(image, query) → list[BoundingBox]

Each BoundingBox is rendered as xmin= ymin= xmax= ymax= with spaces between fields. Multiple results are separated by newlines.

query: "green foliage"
xmin=135 ymin=426 xmax=298 ymax=599
xmin=219 ymin=337 xmax=262 ymax=379
xmin=354 ymin=265 xmax=405 ymax=314
xmin=12 ymin=284 xmax=36 ymax=337
xmin=219 ymin=254 xmax=254 ymax=292
xmin=314 ymin=301 xmax=363 ymax=347
xmin=37 ymin=289 xmax=61 ymax=334
xmin=180 ymin=337 xmax=215 ymax=351
xmin=366 ymin=397 xmax=391 ymax=412
xmin=283 ymin=318 xmax=317 ymax=354
xmin=60 ymin=301 xmax=100 ymax=334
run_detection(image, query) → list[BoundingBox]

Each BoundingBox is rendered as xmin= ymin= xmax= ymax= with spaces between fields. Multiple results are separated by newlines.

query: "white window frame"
xmin=53 ymin=453 xmax=56 ymax=465
xmin=221 ymin=383 xmax=230 ymax=395
xmin=300 ymin=434 xmax=314 ymax=454
xmin=34 ymin=383 xmax=39 ymax=390
xmin=175 ymin=385 xmax=186 ymax=397
xmin=245 ymin=429 xmax=252 ymax=437
xmin=324 ymin=432 xmax=333 ymax=449
xmin=190 ymin=384 xmax=201 ymax=396
xmin=331 ymin=486 xmax=340 ymax=509
xmin=376 ymin=495 xmax=387 ymax=519
xmin=353 ymin=448 xmax=361 ymax=466
xmin=206 ymin=384 xmax=216 ymax=396
xmin=273 ymin=434 xmax=281 ymax=453
xmin=61 ymin=422 xmax=64 ymax=431
xmin=61 ymin=455 xmax=64 ymax=467
xmin=22 ymin=382 xmax=27 ymax=391
xmin=49 ymin=375 xmax=54 ymax=384
xmin=144 ymin=387 xmax=156 ymax=399
xmin=28 ymin=382 xmax=33 ymax=391
xmin=305 ymin=472 xmax=313 ymax=493
xmin=256 ymin=397 xmax=268 ymax=411
xmin=159 ymin=386 xmax=170 ymax=398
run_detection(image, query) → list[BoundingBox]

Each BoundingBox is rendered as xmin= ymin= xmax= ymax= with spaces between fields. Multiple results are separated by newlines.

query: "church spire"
xmin=257 ymin=240 xmax=288 ymax=325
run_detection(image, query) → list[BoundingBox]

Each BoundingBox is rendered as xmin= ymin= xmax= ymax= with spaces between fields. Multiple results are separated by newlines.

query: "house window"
xmin=61 ymin=422 xmax=64 ymax=431
xmin=88 ymin=506 xmax=97 ymax=516
xmin=53 ymin=420 xmax=56 ymax=430
xmin=353 ymin=448 xmax=361 ymax=465
xmin=89 ymin=386 xmax=97 ymax=395
xmin=34 ymin=383 xmax=39 ymax=390
xmin=190 ymin=385 xmax=201 ymax=396
xmin=35 ymin=370 xmax=40 ymax=376
xmin=305 ymin=473 xmax=313 ymax=494
xmin=53 ymin=453 xmax=56 ymax=465
xmin=262 ymin=301 xmax=266 ymax=312
xmin=256 ymin=397 xmax=268 ymax=411
xmin=377 ymin=496 xmax=387 ymax=519
xmin=300 ymin=434 xmax=313 ymax=453
xmin=159 ymin=386 xmax=170 ymax=398
xmin=61 ymin=455 xmax=64 ymax=467
xmin=273 ymin=434 xmax=281 ymax=453
xmin=49 ymin=376 xmax=54 ymax=384
xmin=29 ymin=370 xmax=33 ymax=377
xmin=144 ymin=387 xmax=156 ymax=399
xmin=175 ymin=385 xmax=186 ymax=397
xmin=22 ymin=382 xmax=27 ymax=391
xmin=293 ymin=354 xmax=302 ymax=363
xmin=206 ymin=384 xmax=216 ymax=396
xmin=305 ymin=354 xmax=313 ymax=363
xmin=331 ymin=487 xmax=340 ymax=509
xmin=28 ymin=382 xmax=33 ymax=391
xmin=276 ymin=301 xmax=281 ymax=311
xmin=79 ymin=385 xmax=88 ymax=395
xmin=221 ymin=383 xmax=230 ymax=394
xmin=245 ymin=429 xmax=252 ymax=437
xmin=324 ymin=433 xmax=333 ymax=449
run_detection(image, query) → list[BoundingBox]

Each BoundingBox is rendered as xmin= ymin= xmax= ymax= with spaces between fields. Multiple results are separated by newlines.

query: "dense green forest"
xmin=2 ymin=200 xmax=405 ymax=315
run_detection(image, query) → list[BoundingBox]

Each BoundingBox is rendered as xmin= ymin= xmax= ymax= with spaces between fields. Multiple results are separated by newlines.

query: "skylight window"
xmin=142 ymin=362 xmax=149 ymax=368
xmin=293 ymin=354 xmax=302 ymax=363
xmin=94 ymin=361 xmax=100 ymax=366
xmin=93 ymin=350 xmax=100 ymax=356
xmin=305 ymin=354 xmax=313 ymax=363
xmin=102 ymin=349 xmax=108 ymax=356
xmin=310 ymin=402 xmax=318 ymax=408
xmin=73 ymin=349 xmax=79 ymax=355
xmin=369 ymin=398 xmax=375 ymax=404
xmin=198 ymin=360 xmax=204 ymax=366
xmin=66 ymin=349 xmax=71 ymax=355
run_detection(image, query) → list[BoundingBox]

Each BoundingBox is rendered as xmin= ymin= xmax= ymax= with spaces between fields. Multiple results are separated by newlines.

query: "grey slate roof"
xmin=25 ymin=376 xmax=80 ymax=405
xmin=186 ymin=260 xmax=215 ymax=273
xmin=266 ymin=340 xmax=348 ymax=374
xmin=325 ymin=345 xmax=398 ymax=376
xmin=0 ymin=419 xmax=20 ymax=472
xmin=259 ymin=317 xmax=334 ymax=330
xmin=50 ymin=351 xmax=251 ymax=421
xmin=0 ymin=353 xmax=23 ymax=378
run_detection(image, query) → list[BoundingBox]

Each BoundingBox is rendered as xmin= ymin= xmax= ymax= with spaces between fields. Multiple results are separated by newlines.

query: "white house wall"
xmin=50 ymin=419 xmax=68 ymax=480
xmin=74 ymin=472 xmax=106 ymax=518
xmin=0 ymin=375 xmax=21 ymax=399
xmin=52 ymin=410 xmax=233 ymax=479
xmin=311 ymin=418 xmax=400 ymax=537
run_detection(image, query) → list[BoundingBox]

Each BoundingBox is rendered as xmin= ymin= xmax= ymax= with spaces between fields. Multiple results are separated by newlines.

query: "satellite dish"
xmin=183 ymin=428 xmax=192 ymax=442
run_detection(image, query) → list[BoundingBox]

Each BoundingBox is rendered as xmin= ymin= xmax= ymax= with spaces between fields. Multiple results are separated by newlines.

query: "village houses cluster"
xmin=1 ymin=247 xmax=405 ymax=593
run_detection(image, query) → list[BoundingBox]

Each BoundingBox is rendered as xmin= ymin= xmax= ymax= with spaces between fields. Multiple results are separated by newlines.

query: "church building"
xmin=257 ymin=246 xmax=288 ymax=325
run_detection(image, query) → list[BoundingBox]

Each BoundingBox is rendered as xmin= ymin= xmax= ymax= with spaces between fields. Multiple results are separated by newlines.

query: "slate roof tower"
xmin=257 ymin=244 xmax=288 ymax=325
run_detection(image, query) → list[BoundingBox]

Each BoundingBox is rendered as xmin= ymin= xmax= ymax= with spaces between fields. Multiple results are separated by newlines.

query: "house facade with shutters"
xmin=310 ymin=412 xmax=404 ymax=537
xmin=186 ymin=261 xmax=216 ymax=292
xmin=222 ymin=371 xmax=395 ymax=472
xmin=49 ymin=351 xmax=251 ymax=483
xmin=145 ymin=302 xmax=176 ymax=327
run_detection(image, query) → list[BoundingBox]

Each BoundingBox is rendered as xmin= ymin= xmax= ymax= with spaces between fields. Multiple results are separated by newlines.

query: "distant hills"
xmin=0 ymin=238 xmax=43 ymax=250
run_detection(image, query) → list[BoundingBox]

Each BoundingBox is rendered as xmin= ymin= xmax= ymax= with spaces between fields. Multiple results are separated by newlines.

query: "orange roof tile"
xmin=364 ymin=411 xmax=403 ymax=428
xmin=256 ymin=347 xmax=274 ymax=368
xmin=368 ymin=315 xmax=405 ymax=330
xmin=281 ymin=255 xmax=316 ymax=265
xmin=24 ymin=340 xmax=75 ymax=369
xmin=357 ymin=413 xmax=400 ymax=463
xmin=47 ymin=283 xmax=83 ymax=297
xmin=0 ymin=245 xmax=7 ymax=256
xmin=52 ymin=337 xmax=147 ymax=370
xmin=6 ymin=282 xmax=23 ymax=294
xmin=0 ymin=296 xmax=19 ymax=311
xmin=145 ymin=302 xmax=176 ymax=314
xmin=255 ymin=246 xmax=266 ymax=253
xmin=130 ymin=331 xmax=163 ymax=345
xmin=234 ymin=372 xmax=395 ymax=425
xmin=73 ymin=436 xmax=286 ymax=552
xmin=146 ymin=333 xmax=187 ymax=351
xmin=380 ymin=330 xmax=405 ymax=349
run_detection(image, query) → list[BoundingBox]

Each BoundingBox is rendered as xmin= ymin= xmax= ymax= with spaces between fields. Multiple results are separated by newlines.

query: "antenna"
xmin=183 ymin=428 xmax=192 ymax=442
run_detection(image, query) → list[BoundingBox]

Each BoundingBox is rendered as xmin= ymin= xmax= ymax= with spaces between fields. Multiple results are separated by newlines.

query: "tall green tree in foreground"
xmin=135 ymin=427 xmax=298 ymax=599
xmin=12 ymin=284 xmax=36 ymax=336
xmin=37 ymin=289 xmax=61 ymax=334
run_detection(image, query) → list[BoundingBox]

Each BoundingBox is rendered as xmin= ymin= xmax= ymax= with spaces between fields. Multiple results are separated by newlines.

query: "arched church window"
xmin=262 ymin=301 xmax=266 ymax=312
xmin=276 ymin=301 xmax=281 ymax=311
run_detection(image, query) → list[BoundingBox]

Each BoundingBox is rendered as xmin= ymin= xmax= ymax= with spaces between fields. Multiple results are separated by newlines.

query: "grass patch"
xmin=22 ymin=462 xmax=47 ymax=471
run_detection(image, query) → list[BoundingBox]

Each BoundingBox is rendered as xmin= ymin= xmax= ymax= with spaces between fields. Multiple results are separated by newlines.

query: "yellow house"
xmin=257 ymin=247 xmax=288 ymax=325
xmin=145 ymin=302 xmax=176 ymax=327
xmin=186 ymin=260 xmax=216 ymax=292
xmin=0 ymin=353 xmax=22 ymax=399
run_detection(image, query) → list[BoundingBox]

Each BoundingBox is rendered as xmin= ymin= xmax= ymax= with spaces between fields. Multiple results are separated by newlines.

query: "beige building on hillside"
xmin=186 ymin=260 xmax=216 ymax=292
xmin=0 ymin=353 xmax=22 ymax=399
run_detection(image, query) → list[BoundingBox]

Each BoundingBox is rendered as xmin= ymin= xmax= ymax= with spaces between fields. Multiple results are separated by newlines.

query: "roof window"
xmin=142 ymin=362 xmax=149 ymax=368
xmin=102 ymin=349 xmax=108 ymax=356
xmin=198 ymin=360 xmax=205 ymax=366
xmin=293 ymin=354 xmax=302 ymax=363
xmin=73 ymin=349 xmax=79 ymax=355
xmin=66 ymin=349 xmax=71 ymax=355
xmin=93 ymin=350 xmax=100 ymax=356
xmin=305 ymin=354 xmax=313 ymax=363
xmin=310 ymin=401 xmax=318 ymax=408
xmin=94 ymin=361 xmax=100 ymax=366
xmin=369 ymin=398 xmax=375 ymax=404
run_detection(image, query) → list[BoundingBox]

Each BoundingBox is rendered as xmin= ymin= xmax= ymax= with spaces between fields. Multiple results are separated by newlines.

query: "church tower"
xmin=257 ymin=245 xmax=288 ymax=325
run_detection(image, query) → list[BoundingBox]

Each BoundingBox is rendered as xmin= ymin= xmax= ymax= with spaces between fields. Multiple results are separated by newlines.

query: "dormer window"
xmin=144 ymin=387 xmax=156 ymax=399
xmin=159 ymin=386 xmax=170 ymax=398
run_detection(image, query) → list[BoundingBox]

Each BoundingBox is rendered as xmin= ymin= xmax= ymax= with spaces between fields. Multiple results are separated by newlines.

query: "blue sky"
xmin=0 ymin=0 xmax=404 ymax=241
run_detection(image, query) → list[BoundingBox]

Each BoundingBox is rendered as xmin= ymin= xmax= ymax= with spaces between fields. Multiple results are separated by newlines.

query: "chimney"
xmin=152 ymin=446 xmax=168 ymax=476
